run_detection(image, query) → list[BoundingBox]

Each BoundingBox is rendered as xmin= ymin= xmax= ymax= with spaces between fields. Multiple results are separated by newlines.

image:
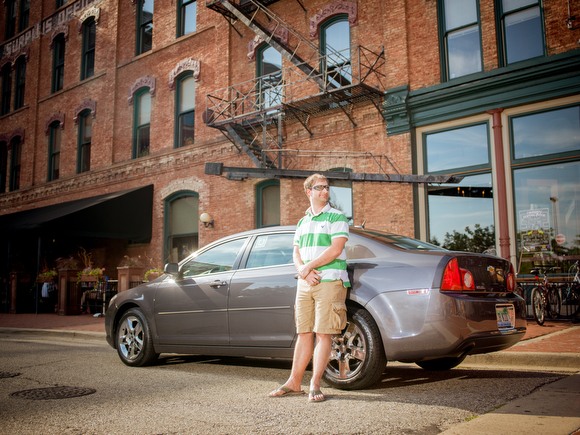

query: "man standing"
xmin=269 ymin=174 xmax=350 ymax=402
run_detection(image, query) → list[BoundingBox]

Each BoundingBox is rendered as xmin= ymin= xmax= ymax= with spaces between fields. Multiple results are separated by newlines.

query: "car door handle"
xmin=209 ymin=280 xmax=228 ymax=288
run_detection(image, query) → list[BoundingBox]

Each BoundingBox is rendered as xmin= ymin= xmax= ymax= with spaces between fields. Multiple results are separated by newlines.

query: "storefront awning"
xmin=0 ymin=185 xmax=153 ymax=243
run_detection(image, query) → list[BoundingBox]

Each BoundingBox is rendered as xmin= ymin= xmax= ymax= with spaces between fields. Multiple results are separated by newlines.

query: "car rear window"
xmin=352 ymin=230 xmax=447 ymax=252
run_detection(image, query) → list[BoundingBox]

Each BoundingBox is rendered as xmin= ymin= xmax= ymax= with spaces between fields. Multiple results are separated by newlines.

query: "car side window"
xmin=246 ymin=233 xmax=294 ymax=269
xmin=181 ymin=238 xmax=247 ymax=278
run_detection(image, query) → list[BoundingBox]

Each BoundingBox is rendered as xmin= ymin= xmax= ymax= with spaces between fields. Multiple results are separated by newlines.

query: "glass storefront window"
xmin=424 ymin=123 xmax=494 ymax=252
xmin=428 ymin=173 xmax=495 ymax=251
xmin=425 ymin=123 xmax=489 ymax=173
xmin=514 ymin=161 xmax=580 ymax=272
xmin=512 ymin=105 xmax=580 ymax=160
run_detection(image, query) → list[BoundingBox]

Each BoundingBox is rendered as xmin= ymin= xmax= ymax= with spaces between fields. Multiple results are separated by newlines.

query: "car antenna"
xmin=354 ymin=219 xmax=367 ymax=230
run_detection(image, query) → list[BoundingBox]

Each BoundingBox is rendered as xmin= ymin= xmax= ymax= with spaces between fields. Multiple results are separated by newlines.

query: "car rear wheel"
xmin=116 ymin=308 xmax=158 ymax=367
xmin=323 ymin=307 xmax=387 ymax=390
xmin=416 ymin=355 xmax=467 ymax=371
xmin=531 ymin=287 xmax=545 ymax=326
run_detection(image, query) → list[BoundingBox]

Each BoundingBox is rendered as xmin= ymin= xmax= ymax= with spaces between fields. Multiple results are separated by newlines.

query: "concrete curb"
xmin=464 ymin=352 xmax=580 ymax=370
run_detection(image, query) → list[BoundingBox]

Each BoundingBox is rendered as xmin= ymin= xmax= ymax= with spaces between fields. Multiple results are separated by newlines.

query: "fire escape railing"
xmin=205 ymin=45 xmax=386 ymax=127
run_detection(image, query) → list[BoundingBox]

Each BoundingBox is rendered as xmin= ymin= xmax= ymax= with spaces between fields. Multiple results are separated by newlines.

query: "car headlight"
xmin=108 ymin=294 xmax=118 ymax=309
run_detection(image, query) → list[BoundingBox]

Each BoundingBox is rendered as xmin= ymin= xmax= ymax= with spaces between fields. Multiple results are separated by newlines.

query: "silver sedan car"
xmin=105 ymin=226 xmax=526 ymax=390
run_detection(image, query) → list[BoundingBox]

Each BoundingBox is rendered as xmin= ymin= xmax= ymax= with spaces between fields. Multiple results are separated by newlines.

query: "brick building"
xmin=0 ymin=0 xmax=579 ymax=312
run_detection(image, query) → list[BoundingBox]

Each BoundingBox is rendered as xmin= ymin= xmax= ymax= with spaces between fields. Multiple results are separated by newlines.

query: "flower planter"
xmin=80 ymin=275 xmax=100 ymax=282
xmin=38 ymin=276 xmax=57 ymax=283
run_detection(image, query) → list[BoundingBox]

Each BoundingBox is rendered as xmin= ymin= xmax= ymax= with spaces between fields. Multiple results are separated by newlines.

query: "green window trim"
xmin=81 ymin=18 xmax=96 ymax=81
xmin=9 ymin=137 xmax=21 ymax=192
xmin=136 ymin=0 xmax=154 ymax=56
xmin=77 ymin=110 xmax=92 ymax=173
xmin=133 ymin=88 xmax=151 ymax=158
xmin=14 ymin=56 xmax=26 ymax=110
xmin=163 ymin=190 xmax=200 ymax=263
xmin=48 ymin=122 xmax=61 ymax=182
xmin=52 ymin=34 xmax=65 ymax=93
xmin=174 ymin=72 xmax=195 ymax=149
xmin=177 ymin=0 xmax=197 ymax=38
xmin=256 ymin=179 xmax=280 ymax=228
xmin=494 ymin=0 xmax=545 ymax=67
xmin=437 ymin=0 xmax=483 ymax=82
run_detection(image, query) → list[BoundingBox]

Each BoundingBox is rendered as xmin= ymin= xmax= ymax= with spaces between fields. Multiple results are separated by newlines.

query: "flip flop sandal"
xmin=308 ymin=389 xmax=325 ymax=402
xmin=269 ymin=386 xmax=306 ymax=398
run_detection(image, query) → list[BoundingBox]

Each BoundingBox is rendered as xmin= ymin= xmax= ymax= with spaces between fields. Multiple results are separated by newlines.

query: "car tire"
xmin=116 ymin=308 xmax=159 ymax=367
xmin=416 ymin=355 xmax=467 ymax=371
xmin=322 ymin=307 xmax=387 ymax=390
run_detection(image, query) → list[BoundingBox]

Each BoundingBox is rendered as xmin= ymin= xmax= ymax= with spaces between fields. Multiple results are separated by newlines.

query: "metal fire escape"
xmin=203 ymin=0 xmax=461 ymax=184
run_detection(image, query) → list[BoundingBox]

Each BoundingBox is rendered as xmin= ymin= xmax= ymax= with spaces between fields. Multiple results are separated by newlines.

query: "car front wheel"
xmin=323 ymin=307 xmax=387 ymax=390
xmin=116 ymin=308 xmax=158 ymax=367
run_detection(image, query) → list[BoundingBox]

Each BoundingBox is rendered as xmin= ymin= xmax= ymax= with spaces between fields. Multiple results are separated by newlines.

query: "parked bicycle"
xmin=561 ymin=261 xmax=580 ymax=318
xmin=530 ymin=267 xmax=560 ymax=326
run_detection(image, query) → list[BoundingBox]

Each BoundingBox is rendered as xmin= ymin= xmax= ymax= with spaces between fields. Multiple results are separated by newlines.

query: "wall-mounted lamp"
xmin=200 ymin=213 xmax=214 ymax=228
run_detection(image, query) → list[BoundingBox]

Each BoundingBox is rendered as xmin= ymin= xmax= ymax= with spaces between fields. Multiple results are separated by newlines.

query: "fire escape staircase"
xmin=205 ymin=0 xmax=385 ymax=168
xmin=204 ymin=0 xmax=460 ymax=185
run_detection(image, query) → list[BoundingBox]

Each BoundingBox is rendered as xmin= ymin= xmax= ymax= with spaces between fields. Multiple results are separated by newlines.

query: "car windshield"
xmin=354 ymin=229 xmax=447 ymax=252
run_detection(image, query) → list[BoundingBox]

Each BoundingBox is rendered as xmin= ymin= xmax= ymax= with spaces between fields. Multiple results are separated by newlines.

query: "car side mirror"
xmin=164 ymin=263 xmax=179 ymax=276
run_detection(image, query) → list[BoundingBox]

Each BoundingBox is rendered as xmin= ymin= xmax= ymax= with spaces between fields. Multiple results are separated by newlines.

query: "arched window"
xmin=256 ymin=180 xmax=280 ymax=228
xmin=133 ymin=88 xmax=151 ymax=158
xmin=77 ymin=110 xmax=92 ymax=173
xmin=0 ymin=141 xmax=7 ymax=193
xmin=137 ymin=0 xmax=154 ymax=55
xmin=178 ymin=0 xmax=196 ymax=37
xmin=9 ymin=136 xmax=21 ymax=191
xmin=256 ymin=44 xmax=283 ymax=110
xmin=14 ymin=56 xmax=26 ymax=110
xmin=320 ymin=14 xmax=351 ymax=88
xmin=1 ymin=64 xmax=11 ymax=115
xmin=81 ymin=18 xmax=96 ymax=80
xmin=52 ymin=34 xmax=66 ymax=93
xmin=48 ymin=121 xmax=61 ymax=181
xmin=175 ymin=73 xmax=195 ymax=148
xmin=165 ymin=191 xmax=199 ymax=263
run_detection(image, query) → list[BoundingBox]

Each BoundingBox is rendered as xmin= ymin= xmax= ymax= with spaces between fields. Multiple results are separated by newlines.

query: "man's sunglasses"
xmin=311 ymin=185 xmax=330 ymax=191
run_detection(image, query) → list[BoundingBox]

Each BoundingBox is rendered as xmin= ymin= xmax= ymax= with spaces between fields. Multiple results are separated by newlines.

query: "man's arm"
xmin=295 ymin=236 xmax=347 ymax=280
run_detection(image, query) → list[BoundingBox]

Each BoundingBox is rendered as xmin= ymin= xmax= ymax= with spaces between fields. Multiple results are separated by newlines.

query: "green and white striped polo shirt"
xmin=294 ymin=203 xmax=350 ymax=287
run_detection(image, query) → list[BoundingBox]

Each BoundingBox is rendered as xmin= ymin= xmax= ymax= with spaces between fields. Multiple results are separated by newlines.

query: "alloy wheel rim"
xmin=326 ymin=321 xmax=366 ymax=381
xmin=118 ymin=315 xmax=144 ymax=361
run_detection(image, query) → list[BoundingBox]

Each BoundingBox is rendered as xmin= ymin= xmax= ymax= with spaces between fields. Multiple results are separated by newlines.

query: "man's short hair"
xmin=304 ymin=173 xmax=328 ymax=194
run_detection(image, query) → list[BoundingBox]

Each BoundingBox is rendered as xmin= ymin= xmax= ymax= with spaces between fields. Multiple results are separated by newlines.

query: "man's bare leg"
xmin=309 ymin=333 xmax=332 ymax=401
xmin=269 ymin=332 xmax=314 ymax=396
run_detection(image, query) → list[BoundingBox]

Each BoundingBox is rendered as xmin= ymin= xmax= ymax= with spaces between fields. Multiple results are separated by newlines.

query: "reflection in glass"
xmin=323 ymin=18 xmax=351 ymax=88
xmin=246 ymin=234 xmax=293 ymax=268
xmin=513 ymin=161 xmax=580 ymax=261
xmin=178 ymin=76 xmax=195 ymax=147
xmin=258 ymin=46 xmax=283 ymax=110
xmin=447 ymin=25 xmax=481 ymax=78
xmin=505 ymin=7 xmax=542 ymax=64
xmin=182 ymin=238 xmax=246 ymax=277
xmin=168 ymin=194 xmax=199 ymax=262
xmin=512 ymin=105 xmax=580 ymax=159
xmin=444 ymin=0 xmax=477 ymax=30
xmin=79 ymin=114 xmax=92 ymax=173
xmin=330 ymin=180 xmax=353 ymax=225
xmin=428 ymin=173 xmax=495 ymax=251
xmin=426 ymin=123 xmax=489 ymax=173
xmin=502 ymin=0 xmax=537 ymax=14
xmin=181 ymin=0 xmax=197 ymax=36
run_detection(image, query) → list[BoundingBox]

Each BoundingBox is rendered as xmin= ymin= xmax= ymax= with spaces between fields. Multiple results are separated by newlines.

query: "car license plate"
xmin=496 ymin=304 xmax=516 ymax=329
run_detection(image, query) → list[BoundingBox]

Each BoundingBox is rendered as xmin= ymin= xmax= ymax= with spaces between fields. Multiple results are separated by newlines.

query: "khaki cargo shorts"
xmin=295 ymin=279 xmax=347 ymax=335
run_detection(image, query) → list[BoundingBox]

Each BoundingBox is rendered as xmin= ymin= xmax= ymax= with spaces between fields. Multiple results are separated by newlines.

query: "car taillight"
xmin=441 ymin=258 xmax=475 ymax=291
xmin=507 ymin=263 xmax=515 ymax=293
